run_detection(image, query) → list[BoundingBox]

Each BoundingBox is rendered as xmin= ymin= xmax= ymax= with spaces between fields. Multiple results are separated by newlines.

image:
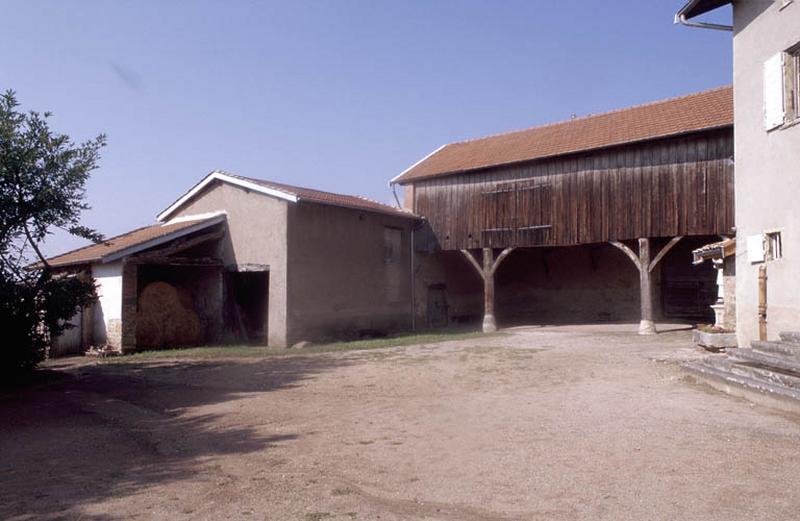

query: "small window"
xmin=384 ymin=227 xmax=403 ymax=303
xmin=764 ymin=44 xmax=800 ymax=129
xmin=784 ymin=45 xmax=800 ymax=122
xmin=383 ymin=227 xmax=402 ymax=264
xmin=766 ymin=231 xmax=783 ymax=261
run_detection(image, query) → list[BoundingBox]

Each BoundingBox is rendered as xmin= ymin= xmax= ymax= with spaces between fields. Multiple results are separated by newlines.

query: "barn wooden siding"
xmin=412 ymin=129 xmax=734 ymax=251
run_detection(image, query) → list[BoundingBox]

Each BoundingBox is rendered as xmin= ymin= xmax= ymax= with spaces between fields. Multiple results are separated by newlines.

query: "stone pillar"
xmin=482 ymin=248 xmax=497 ymax=333
xmin=120 ymin=261 xmax=138 ymax=353
xmin=638 ymin=238 xmax=656 ymax=335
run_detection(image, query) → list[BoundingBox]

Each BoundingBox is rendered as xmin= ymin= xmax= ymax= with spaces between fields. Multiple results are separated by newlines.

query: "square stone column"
xmin=120 ymin=261 xmax=138 ymax=353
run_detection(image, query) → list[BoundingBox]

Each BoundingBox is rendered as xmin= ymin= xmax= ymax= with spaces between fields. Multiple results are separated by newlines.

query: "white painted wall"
xmin=733 ymin=0 xmax=800 ymax=345
xmin=91 ymin=261 xmax=123 ymax=345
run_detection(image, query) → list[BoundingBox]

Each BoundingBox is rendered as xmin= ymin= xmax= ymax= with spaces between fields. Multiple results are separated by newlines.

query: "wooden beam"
xmin=609 ymin=241 xmax=641 ymax=271
xmin=490 ymin=247 xmax=515 ymax=276
xmin=459 ymin=249 xmax=485 ymax=280
xmin=460 ymin=248 xmax=514 ymax=333
xmin=648 ymin=236 xmax=683 ymax=273
xmin=759 ymin=264 xmax=768 ymax=341
xmin=610 ymin=238 xmax=660 ymax=335
xmin=136 ymin=229 xmax=224 ymax=259
xmin=225 ymin=263 xmax=269 ymax=272
xmin=130 ymin=256 xmax=223 ymax=266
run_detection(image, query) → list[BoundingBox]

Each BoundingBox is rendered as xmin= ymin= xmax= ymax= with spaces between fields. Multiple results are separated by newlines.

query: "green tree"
xmin=0 ymin=90 xmax=106 ymax=378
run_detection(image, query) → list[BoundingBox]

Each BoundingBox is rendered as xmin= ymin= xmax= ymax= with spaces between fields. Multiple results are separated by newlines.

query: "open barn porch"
xmin=46 ymin=213 xmax=277 ymax=354
xmin=414 ymin=236 xmax=719 ymax=332
xmin=118 ymin=222 xmax=273 ymax=352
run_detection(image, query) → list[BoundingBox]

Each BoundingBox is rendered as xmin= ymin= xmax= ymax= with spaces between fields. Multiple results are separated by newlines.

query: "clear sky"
xmin=1 ymin=1 xmax=733 ymax=256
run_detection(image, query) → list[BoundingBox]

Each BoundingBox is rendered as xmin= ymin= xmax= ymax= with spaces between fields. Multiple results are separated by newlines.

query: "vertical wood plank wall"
xmin=411 ymin=129 xmax=734 ymax=251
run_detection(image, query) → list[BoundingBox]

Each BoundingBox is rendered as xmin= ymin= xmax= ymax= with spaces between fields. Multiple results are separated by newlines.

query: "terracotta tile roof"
xmin=393 ymin=86 xmax=733 ymax=184
xmin=47 ymin=216 xmax=223 ymax=268
xmin=225 ymin=173 xmax=417 ymax=219
xmin=692 ymin=237 xmax=736 ymax=264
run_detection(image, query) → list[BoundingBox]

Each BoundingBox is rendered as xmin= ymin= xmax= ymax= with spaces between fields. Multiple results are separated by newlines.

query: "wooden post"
xmin=758 ymin=264 xmax=768 ymax=341
xmin=460 ymin=247 xmax=515 ymax=333
xmin=610 ymin=236 xmax=682 ymax=335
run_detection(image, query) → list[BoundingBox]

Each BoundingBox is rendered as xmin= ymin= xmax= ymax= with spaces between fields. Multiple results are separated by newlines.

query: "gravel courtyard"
xmin=3 ymin=325 xmax=800 ymax=521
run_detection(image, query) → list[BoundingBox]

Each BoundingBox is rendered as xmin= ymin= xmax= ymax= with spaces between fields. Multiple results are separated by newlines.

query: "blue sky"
xmin=0 ymin=1 xmax=733 ymax=256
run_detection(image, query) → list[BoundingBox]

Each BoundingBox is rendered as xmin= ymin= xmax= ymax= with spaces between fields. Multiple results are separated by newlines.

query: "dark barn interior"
xmin=225 ymin=271 xmax=269 ymax=344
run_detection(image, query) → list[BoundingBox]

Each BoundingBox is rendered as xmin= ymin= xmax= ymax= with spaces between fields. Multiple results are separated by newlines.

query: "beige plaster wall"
xmin=286 ymin=202 xmax=415 ymax=344
xmin=171 ymin=181 xmax=290 ymax=347
xmin=733 ymin=0 xmax=800 ymax=345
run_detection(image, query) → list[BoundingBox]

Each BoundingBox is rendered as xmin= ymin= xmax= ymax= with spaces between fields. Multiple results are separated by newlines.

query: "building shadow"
xmin=0 ymin=354 xmax=347 ymax=520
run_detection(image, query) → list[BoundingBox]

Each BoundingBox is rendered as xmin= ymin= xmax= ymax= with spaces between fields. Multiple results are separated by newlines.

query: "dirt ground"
xmin=3 ymin=324 xmax=800 ymax=521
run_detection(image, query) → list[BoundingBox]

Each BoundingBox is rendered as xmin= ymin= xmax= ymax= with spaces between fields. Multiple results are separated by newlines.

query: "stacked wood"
xmin=136 ymin=281 xmax=202 ymax=349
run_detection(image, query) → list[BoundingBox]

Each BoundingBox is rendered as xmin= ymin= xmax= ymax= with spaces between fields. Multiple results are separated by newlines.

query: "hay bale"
xmin=136 ymin=282 xmax=203 ymax=349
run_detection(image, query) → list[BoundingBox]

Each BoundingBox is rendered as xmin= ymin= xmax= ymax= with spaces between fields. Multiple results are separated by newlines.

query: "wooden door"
xmin=427 ymin=284 xmax=449 ymax=328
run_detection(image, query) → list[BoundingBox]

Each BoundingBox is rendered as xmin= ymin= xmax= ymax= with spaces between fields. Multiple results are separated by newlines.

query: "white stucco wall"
xmin=733 ymin=0 xmax=800 ymax=345
xmin=91 ymin=261 xmax=124 ymax=346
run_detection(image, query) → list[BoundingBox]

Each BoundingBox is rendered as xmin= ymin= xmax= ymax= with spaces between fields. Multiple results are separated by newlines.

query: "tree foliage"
xmin=0 ymin=90 xmax=106 ymax=378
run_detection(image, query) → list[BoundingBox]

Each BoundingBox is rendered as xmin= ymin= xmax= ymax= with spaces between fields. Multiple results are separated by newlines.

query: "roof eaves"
xmin=389 ymin=144 xmax=448 ymax=186
xmin=102 ymin=215 xmax=226 ymax=264
xmin=295 ymin=197 xmax=419 ymax=219
xmin=677 ymin=0 xmax=732 ymax=20
xmin=46 ymin=222 xmax=166 ymax=268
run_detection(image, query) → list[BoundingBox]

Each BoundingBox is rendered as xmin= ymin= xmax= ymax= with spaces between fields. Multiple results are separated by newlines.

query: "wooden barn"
xmin=391 ymin=86 xmax=735 ymax=334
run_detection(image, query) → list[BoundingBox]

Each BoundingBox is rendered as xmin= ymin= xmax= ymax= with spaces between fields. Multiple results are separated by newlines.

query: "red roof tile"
xmin=47 ymin=216 xmax=223 ymax=268
xmin=393 ymin=86 xmax=733 ymax=184
xmin=225 ymin=174 xmax=417 ymax=218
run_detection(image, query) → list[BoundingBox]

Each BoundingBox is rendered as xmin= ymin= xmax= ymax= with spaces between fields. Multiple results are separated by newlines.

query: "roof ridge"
xmin=450 ymin=85 xmax=733 ymax=146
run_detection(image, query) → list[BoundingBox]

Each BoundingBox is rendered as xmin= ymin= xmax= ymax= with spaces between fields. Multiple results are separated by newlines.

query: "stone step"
xmin=726 ymin=361 xmax=800 ymax=390
xmin=683 ymin=360 xmax=800 ymax=413
xmin=750 ymin=340 xmax=800 ymax=359
xmin=726 ymin=348 xmax=800 ymax=376
xmin=779 ymin=331 xmax=800 ymax=346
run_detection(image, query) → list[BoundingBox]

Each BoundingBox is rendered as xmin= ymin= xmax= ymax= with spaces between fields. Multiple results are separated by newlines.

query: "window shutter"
xmin=764 ymin=52 xmax=786 ymax=130
xmin=747 ymin=234 xmax=766 ymax=264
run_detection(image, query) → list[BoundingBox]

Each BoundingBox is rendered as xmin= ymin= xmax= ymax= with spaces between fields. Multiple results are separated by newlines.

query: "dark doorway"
xmin=427 ymin=284 xmax=449 ymax=328
xmin=660 ymin=237 xmax=717 ymax=322
xmin=227 ymin=271 xmax=269 ymax=344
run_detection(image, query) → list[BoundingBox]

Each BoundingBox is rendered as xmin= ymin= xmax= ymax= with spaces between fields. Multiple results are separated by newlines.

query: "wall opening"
xmin=136 ymin=264 xmax=222 ymax=350
xmin=226 ymin=271 xmax=269 ymax=345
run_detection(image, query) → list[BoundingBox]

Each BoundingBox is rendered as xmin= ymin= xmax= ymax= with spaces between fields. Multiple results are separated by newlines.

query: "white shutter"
xmin=747 ymin=234 xmax=766 ymax=264
xmin=764 ymin=52 xmax=786 ymax=130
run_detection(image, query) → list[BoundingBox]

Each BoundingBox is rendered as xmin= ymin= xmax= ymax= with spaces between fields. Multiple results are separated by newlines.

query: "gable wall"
xmin=171 ymin=180 xmax=290 ymax=346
